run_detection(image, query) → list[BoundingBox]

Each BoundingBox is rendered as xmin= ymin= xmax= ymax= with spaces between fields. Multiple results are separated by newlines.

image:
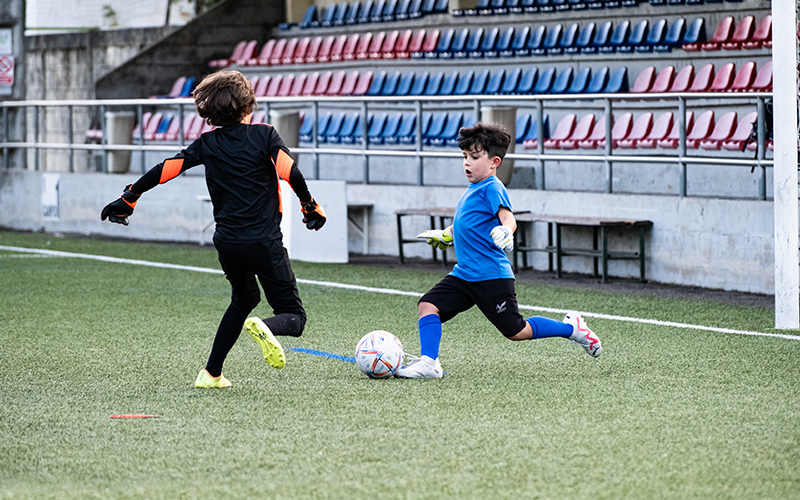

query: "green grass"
xmin=1 ymin=230 xmax=798 ymax=499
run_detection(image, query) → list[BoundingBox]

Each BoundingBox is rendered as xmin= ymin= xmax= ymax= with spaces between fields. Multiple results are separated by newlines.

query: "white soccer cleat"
xmin=395 ymin=355 xmax=444 ymax=379
xmin=563 ymin=311 xmax=602 ymax=358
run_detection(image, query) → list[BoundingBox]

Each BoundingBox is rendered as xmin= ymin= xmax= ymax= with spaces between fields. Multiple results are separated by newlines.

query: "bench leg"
xmin=639 ymin=226 xmax=646 ymax=282
xmin=439 ymin=216 xmax=448 ymax=267
xmin=592 ymin=226 xmax=599 ymax=277
xmin=397 ymin=213 xmax=405 ymax=264
xmin=556 ymin=223 xmax=563 ymax=278
xmin=547 ymin=222 xmax=553 ymax=272
xmin=602 ymin=227 xmax=609 ymax=283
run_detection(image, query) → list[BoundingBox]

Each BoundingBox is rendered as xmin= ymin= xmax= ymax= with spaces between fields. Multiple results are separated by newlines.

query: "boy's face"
xmin=462 ymin=146 xmax=501 ymax=184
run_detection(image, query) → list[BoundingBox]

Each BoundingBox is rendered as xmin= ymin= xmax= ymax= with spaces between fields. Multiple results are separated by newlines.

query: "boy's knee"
xmin=418 ymin=301 xmax=439 ymax=318
xmin=264 ymin=313 xmax=306 ymax=337
xmin=232 ymin=292 xmax=260 ymax=312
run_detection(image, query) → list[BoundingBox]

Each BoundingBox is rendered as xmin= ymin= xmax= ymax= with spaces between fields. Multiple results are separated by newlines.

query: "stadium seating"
xmin=392 ymin=29 xmax=413 ymax=58
xmin=354 ymin=32 xmax=373 ymax=59
xmin=325 ymin=112 xmax=347 ymax=143
xmin=749 ymin=61 xmax=772 ymax=92
xmin=698 ymin=111 xmax=737 ymax=149
xmin=292 ymin=37 xmax=311 ymax=64
xmin=533 ymin=66 xmax=556 ymax=93
xmin=708 ymin=62 xmax=734 ymax=92
xmin=536 ymin=24 xmax=562 ymax=55
xmin=569 ymin=22 xmax=595 ymax=54
xmin=209 ymin=40 xmax=247 ymax=68
xmin=407 ymin=29 xmax=427 ymax=58
xmin=409 ymin=71 xmax=429 ymax=95
xmin=315 ymin=36 xmax=336 ymax=62
xmin=367 ymin=70 xmax=386 ymax=96
xmin=440 ymin=70 xmax=459 ymax=95
xmin=654 ymin=111 xmax=694 ymax=149
xmin=444 ymin=28 xmax=469 ymax=58
xmin=501 ymin=67 xmax=522 ymax=94
xmin=721 ymin=112 xmax=758 ymax=151
xmin=582 ymin=20 xmax=611 ymax=54
xmin=469 ymin=69 xmax=490 ymax=94
xmin=549 ymin=22 xmax=578 ymax=55
xmin=516 ymin=67 xmax=538 ymax=93
xmin=327 ymin=70 xmax=347 ymax=95
xmin=132 ymin=112 xmax=153 ymax=141
xmin=637 ymin=112 xmax=674 ymax=149
xmin=544 ymin=114 xmax=577 ymax=148
xmin=354 ymin=71 xmax=374 ymax=95
xmin=289 ymin=73 xmax=307 ymax=96
xmin=477 ymin=26 xmax=500 ymax=57
xmin=700 ymin=16 xmax=734 ymax=51
xmin=463 ymin=27 xmax=484 ymax=58
xmin=681 ymin=18 xmax=706 ymax=51
xmin=670 ymin=110 xmax=713 ymax=149
xmin=599 ymin=20 xmax=629 ymax=53
xmin=495 ymin=27 xmax=516 ymax=57
xmin=381 ymin=71 xmax=401 ymax=94
xmin=516 ymin=114 xmax=532 ymax=143
xmin=604 ymin=67 xmax=629 ymax=93
xmin=729 ymin=61 xmax=756 ymax=92
xmin=668 ymin=65 xmax=694 ymax=92
xmin=566 ymin=67 xmax=591 ymax=94
xmin=579 ymin=112 xmax=633 ymax=148
xmin=522 ymin=25 xmax=546 ymax=56
xmin=687 ymin=63 xmax=714 ymax=92
xmin=575 ymin=115 xmax=604 ymax=149
xmin=743 ymin=15 xmax=771 ymax=49
xmin=654 ymin=17 xmax=685 ymax=52
xmin=395 ymin=71 xmax=415 ymax=95
xmin=424 ymin=112 xmax=448 ymax=144
xmin=277 ymin=74 xmax=294 ymax=97
xmin=424 ymin=71 xmax=444 ymax=95
xmin=617 ymin=113 xmax=653 ymax=148
xmin=636 ymin=18 xmax=666 ymax=52
xmin=486 ymin=69 xmax=506 ymax=94
xmin=298 ymin=5 xmax=318 ymax=28
xmin=618 ymin=20 xmax=647 ymax=53
xmin=521 ymin=115 xmax=551 ymax=149
xmin=153 ymin=114 xmax=174 ymax=141
xmin=340 ymin=113 xmax=362 ymax=144
xmin=431 ymin=111 xmax=463 ymax=146
xmin=304 ymin=36 xmax=323 ymax=63
xmin=509 ymin=26 xmax=530 ymax=56
xmin=722 ymin=15 xmax=755 ymax=50
xmin=630 ymin=66 xmax=655 ymax=93
xmin=649 ymin=66 xmax=675 ymax=93
xmin=302 ymin=72 xmax=320 ymax=95
xmin=550 ymin=67 xmax=574 ymax=94
xmin=315 ymin=71 xmax=333 ymax=94
xmin=558 ymin=113 xmax=595 ymax=149
xmin=368 ymin=32 xmax=387 ymax=59
xmin=586 ymin=66 xmax=609 ymax=93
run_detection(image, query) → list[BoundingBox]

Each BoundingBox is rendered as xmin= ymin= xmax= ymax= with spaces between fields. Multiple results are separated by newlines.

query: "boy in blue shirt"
xmin=396 ymin=123 xmax=601 ymax=379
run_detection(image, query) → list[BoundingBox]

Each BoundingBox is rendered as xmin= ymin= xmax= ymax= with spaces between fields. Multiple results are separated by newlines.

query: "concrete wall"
xmin=0 ymin=168 xmax=781 ymax=294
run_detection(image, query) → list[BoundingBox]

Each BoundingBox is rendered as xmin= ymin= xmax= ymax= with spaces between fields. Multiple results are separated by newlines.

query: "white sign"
xmin=42 ymin=173 xmax=61 ymax=221
xmin=0 ymin=29 xmax=11 ymax=54
xmin=0 ymin=55 xmax=13 ymax=96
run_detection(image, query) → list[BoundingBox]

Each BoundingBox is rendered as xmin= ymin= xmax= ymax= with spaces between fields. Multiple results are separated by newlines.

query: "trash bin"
xmin=105 ymin=111 xmax=135 ymax=173
xmin=269 ymin=109 xmax=300 ymax=148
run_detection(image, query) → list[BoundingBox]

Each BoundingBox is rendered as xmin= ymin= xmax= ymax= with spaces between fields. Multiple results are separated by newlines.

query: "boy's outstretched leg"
xmin=562 ymin=312 xmax=602 ymax=357
xmin=396 ymin=313 xmax=444 ymax=379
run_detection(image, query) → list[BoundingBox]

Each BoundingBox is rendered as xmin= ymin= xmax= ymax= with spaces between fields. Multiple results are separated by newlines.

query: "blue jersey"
xmin=450 ymin=176 xmax=514 ymax=281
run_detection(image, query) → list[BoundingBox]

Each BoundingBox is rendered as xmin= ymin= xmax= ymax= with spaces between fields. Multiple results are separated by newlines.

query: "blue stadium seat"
xmin=549 ymin=22 xmax=578 ymax=55
xmin=516 ymin=67 xmax=538 ymax=93
xmin=535 ymin=24 xmax=561 ymax=56
xmin=520 ymin=0 xmax=536 ymax=11
xmin=357 ymin=0 xmax=373 ymax=23
xmin=433 ymin=0 xmax=448 ymax=12
xmin=568 ymin=0 xmax=588 ymax=9
xmin=447 ymin=113 xmax=475 ymax=147
xmin=568 ymin=22 xmax=595 ymax=54
xmin=420 ymin=0 xmax=437 ymax=15
xmin=550 ymin=0 xmax=566 ymax=10
xmin=550 ymin=67 xmax=573 ymax=94
xmin=381 ymin=71 xmax=401 ymax=95
xmin=399 ymin=112 xmax=431 ymax=145
xmin=501 ymin=67 xmax=522 ymax=94
xmin=454 ymin=70 xmax=474 ymax=94
xmin=488 ymin=0 xmax=506 ymax=15
xmin=386 ymin=114 xmax=410 ymax=145
xmin=334 ymin=2 xmax=349 ymax=25
xmin=440 ymin=70 xmax=459 ymax=95
xmin=320 ymin=4 xmax=337 ymax=26
xmin=486 ymin=69 xmax=506 ymax=94
xmin=382 ymin=0 xmax=398 ymax=21
xmin=533 ymin=66 xmax=556 ymax=93
xmin=325 ymin=112 xmax=347 ymax=143
xmin=507 ymin=0 xmax=523 ymax=13
xmin=349 ymin=114 xmax=371 ymax=145
xmin=424 ymin=71 xmax=444 ymax=95
xmin=370 ymin=0 xmax=386 ymax=22
xmin=395 ymin=72 xmax=416 ymax=96
xmin=408 ymin=71 xmax=429 ymax=96
xmin=636 ymin=18 xmax=666 ymax=52
xmin=345 ymin=1 xmax=361 ymax=24
xmin=464 ymin=0 xmax=489 ymax=15
xmin=394 ymin=0 xmax=411 ymax=20
xmin=515 ymin=114 xmax=532 ymax=143
xmin=604 ymin=67 xmax=629 ymax=93
xmin=179 ymin=77 xmax=195 ymax=98
xmin=567 ymin=67 xmax=591 ymax=94
xmin=469 ymin=69 xmax=490 ymax=94
xmin=622 ymin=0 xmax=638 ymax=6
xmin=461 ymin=28 xmax=484 ymax=58
xmin=604 ymin=0 xmax=621 ymax=8
xmin=522 ymin=25 xmax=546 ymax=56
xmin=681 ymin=18 xmax=705 ymax=46
xmin=586 ymin=66 xmax=609 ymax=93
xmin=479 ymin=26 xmax=501 ymax=57
xmin=583 ymin=20 xmax=611 ymax=54
xmin=367 ymin=71 xmax=387 ymax=96
xmin=424 ymin=112 xmax=448 ymax=145
xmin=300 ymin=112 xmax=330 ymax=143
xmin=368 ymin=113 xmax=388 ymax=143
xmin=407 ymin=0 xmax=424 ymax=18
xmin=430 ymin=28 xmax=454 ymax=59
xmin=535 ymin=0 xmax=553 ymax=11
xmin=654 ymin=17 xmax=685 ymax=52
xmin=337 ymin=113 xmax=360 ymax=143
xmin=599 ymin=20 xmax=630 ymax=53
xmin=444 ymin=27 xmax=469 ymax=59
xmin=299 ymin=114 xmax=314 ymax=142
xmin=496 ymin=26 xmax=515 ymax=57
xmin=298 ymin=5 xmax=318 ymax=28
xmin=508 ymin=26 xmax=529 ymax=56
xmin=618 ymin=20 xmax=647 ymax=53
xmin=521 ymin=115 xmax=551 ymax=145
xmin=374 ymin=113 xmax=402 ymax=144
xmin=431 ymin=112 xmax=463 ymax=146
xmin=314 ymin=112 xmax=333 ymax=143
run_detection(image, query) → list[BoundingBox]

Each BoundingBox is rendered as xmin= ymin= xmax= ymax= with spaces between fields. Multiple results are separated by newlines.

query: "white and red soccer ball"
xmin=355 ymin=330 xmax=404 ymax=379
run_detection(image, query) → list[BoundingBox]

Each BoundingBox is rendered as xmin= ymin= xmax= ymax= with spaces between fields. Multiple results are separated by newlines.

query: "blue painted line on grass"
xmin=290 ymin=347 xmax=355 ymax=363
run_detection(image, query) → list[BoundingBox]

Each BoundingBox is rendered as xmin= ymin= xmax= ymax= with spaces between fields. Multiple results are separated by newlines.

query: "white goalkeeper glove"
xmin=417 ymin=227 xmax=454 ymax=251
xmin=490 ymin=225 xmax=514 ymax=252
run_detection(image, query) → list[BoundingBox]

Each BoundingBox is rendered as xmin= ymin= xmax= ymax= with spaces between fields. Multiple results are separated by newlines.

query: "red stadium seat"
xmin=576 ymin=116 xmax=605 ymax=150
xmin=699 ymin=111 xmax=737 ymax=150
xmin=269 ymin=38 xmax=288 ymax=65
xmin=557 ymin=114 xmax=595 ymax=149
xmin=304 ymin=36 xmax=324 ymax=64
xmin=143 ymin=112 xmax=164 ymax=141
xmin=650 ymin=66 xmax=675 ymax=93
xmin=234 ymin=40 xmax=258 ymax=66
xmin=630 ymin=66 xmax=655 ymax=94
xmin=302 ymin=72 xmax=320 ymax=95
xmin=186 ymin=114 xmax=205 ymax=140
xmin=708 ymin=62 xmax=735 ymax=92
xmin=668 ymin=65 xmax=694 ymax=92
xmin=316 ymin=35 xmax=338 ymax=63
xmin=277 ymin=74 xmax=295 ymax=97
xmin=367 ymin=32 xmax=385 ymax=59
xmin=617 ymin=113 xmax=654 ymax=149
xmin=683 ymin=110 xmax=715 ymax=149
xmin=254 ymin=75 xmax=271 ymax=97
xmin=637 ymin=112 xmax=674 ymax=149
xmin=281 ymin=38 xmax=299 ymax=65
xmin=265 ymin=75 xmax=282 ymax=97
xmin=688 ymin=63 xmax=714 ymax=92
xmin=292 ymin=37 xmax=312 ymax=64
xmin=381 ymin=30 xmax=400 ymax=59
xmin=392 ymin=30 xmax=413 ymax=59
xmin=543 ymin=114 xmax=577 ymax=149
xmin=656 ymin=111 xmax=695 ymax=149
xmin=315 ymin=71 xmax=333 ymax=94
xmin=251 ymin=110 xmax=267 ymax=124
xmin=209 ymin=40 xmax=246 ymax=68
xmin=330 ymin=34 xmax=351 ymax=62
xmin=132 ymin=111 xmax=153 ymax=141
xmin=722 ymin=16 xmax=754 ymax=50
xmin=750 ymin=61 xmax=773 ymax=92
xmin=722 ymin=112 xmax=758 ymax=151
xmin=290 ymin=73 xmax=307 ymax=96
xmin=251 ymin=39 xmax=275 ymax=66
xmin=326 ymin=70 xmax=347 ymax=95
xmin=353 ymin=71 xmax=374 ymax=95
xmin=730 ymin=61 xmax=756 ymax=92
xmin=700 ymin=16 xmax=734 ymax=51
xmin=579 ymin=113 xmax=633 ymax=149
xmin=420 ymin=29 xmax=441 ymax=54
xmin=743 ymin=15 xmax=771 ymax=49
xmin=405 ymin=29 xmax=427 ymax=58
xmin=340 ymin=71 xmax=360 ymax=95
xmin=340 ymin=33 xmax=360 ymax=61
xmin=353 ymin=32 xmax=373 ymax=60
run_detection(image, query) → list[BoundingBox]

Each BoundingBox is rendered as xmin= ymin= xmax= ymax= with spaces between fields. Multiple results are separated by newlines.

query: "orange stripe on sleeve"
xmin=159 ymin=158 xmax=184 ymax=184
xmin=273 ymin=149 xmax=294 ymax=181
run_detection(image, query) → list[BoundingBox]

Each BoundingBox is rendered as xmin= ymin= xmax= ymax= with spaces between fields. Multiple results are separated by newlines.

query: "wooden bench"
xmin=395 ymin=207 xmax=456 ymax=265
xmin=513 ymin=214 xmax=653 ymax=283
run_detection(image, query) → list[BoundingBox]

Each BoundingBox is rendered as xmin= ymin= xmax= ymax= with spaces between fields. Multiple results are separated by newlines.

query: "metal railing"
xmin=0 ymin=92 xmax=774 ymax=199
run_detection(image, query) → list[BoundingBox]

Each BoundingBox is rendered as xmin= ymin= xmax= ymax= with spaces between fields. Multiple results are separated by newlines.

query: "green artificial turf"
xmin=1 ymin=231 xmax=798 ymax=499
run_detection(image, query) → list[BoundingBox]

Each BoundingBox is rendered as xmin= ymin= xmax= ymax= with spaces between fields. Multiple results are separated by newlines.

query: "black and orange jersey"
xmin=131 ymin=123 xmax=312 ymax=244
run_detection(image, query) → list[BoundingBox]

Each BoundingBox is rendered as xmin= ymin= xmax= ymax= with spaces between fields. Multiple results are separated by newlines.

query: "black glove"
xmin=101 ymin=184 xmax=141 ymax=226
xmin=301 ymin=198 xmax=327 ymax=231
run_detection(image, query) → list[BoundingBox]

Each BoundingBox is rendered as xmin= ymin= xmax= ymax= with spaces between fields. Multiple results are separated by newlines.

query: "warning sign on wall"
xmin=0 ymin=55 xmax=14 ymax=96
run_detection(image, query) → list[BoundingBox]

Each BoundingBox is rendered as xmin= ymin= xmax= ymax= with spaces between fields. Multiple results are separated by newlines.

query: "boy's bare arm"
xmin=497 ymin=207 xmax=517 ymax=233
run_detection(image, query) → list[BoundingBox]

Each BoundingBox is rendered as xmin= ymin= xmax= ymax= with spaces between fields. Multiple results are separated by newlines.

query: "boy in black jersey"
xmin=101 ymin=70 xmax=327 ymax=388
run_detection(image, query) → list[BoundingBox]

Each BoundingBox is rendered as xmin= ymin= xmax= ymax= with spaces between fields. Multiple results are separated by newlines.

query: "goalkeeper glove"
xmin=100 ymin=184 xmax=140 ymax=226
xmin=417 ymin=227 xmax=453 ymax=251
xmin=490 ymin=225 xmax=514 ymax=252
xmin=301 ymin=198 xmax=327 ymax=230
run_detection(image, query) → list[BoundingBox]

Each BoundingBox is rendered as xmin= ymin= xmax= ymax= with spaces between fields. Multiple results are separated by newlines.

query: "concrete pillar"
xmin=270 ymin=109 xmax=300 ymax=148
xmin=481 ymin=106 xmax=516 ymax=186
xmin=105 ymin=111 xmax=135 ymax=173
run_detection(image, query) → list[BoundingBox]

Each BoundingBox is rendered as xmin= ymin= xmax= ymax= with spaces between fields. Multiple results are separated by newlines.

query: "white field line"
xmin=2 ymin=245 xmax=798 ymax=341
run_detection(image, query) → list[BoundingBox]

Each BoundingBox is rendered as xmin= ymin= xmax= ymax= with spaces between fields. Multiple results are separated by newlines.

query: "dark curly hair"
xmin=193 ymin=70 xmax=257 ymax=127
xmin=457 ymin=122 xmax=511 ymax=161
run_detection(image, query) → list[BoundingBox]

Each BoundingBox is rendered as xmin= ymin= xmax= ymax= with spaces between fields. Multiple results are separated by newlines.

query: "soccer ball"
xmin=355 ymin=330 xmax=404 ymax=379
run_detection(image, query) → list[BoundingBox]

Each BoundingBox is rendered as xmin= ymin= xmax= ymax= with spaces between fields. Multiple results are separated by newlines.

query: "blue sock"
xmin=419 ymin=314 xmax=442 ymax=359
xmin=526 ymin=316 xmax=573 ymax=339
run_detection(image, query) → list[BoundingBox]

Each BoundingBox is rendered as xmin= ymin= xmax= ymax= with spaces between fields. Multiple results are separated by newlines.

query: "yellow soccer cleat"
xmin=245 ymin=317 xmax=286 ymax=369
xmin=195 ymin=369 xmax=232 ymax=388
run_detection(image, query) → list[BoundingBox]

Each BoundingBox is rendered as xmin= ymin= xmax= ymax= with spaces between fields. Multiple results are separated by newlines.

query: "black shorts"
xmin=420 ymin=275 xmax=526 ymax=338
xmin=213 ymin=237 xmax=305 ymax=319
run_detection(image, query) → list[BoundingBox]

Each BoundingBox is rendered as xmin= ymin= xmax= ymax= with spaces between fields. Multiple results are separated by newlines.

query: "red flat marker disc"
xmin=110 ymin=414 xmax=159 ymax=419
